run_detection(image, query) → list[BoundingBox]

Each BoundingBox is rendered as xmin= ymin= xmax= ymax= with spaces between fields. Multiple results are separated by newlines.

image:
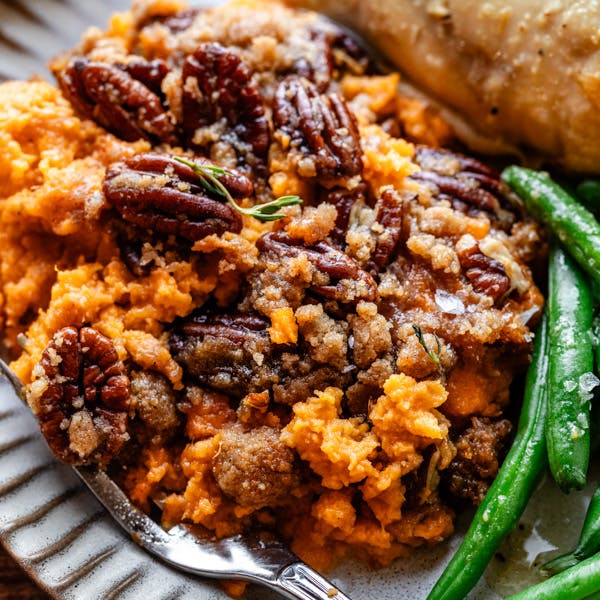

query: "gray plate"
xmin=0 ymin=1 xmax=590 ymax=598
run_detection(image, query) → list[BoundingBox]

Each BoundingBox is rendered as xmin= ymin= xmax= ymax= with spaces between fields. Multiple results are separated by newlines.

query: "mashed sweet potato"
xmin=0 ymin=0 xmax=544 ymax=593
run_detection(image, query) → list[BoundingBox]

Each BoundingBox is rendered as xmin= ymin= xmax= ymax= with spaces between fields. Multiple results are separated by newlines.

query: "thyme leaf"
xmin=412 ymin=324 xmax=441 ymax=366
xmin=174 ymin=156 xmax=302 ymax=221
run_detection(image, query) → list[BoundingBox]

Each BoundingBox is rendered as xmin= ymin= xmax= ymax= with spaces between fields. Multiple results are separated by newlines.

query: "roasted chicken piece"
xmin=294 ymin=0 xmax=600 ymax=174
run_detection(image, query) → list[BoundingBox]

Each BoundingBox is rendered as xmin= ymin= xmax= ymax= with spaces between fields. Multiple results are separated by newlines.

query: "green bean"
xmin=501 ymin=166 xmax=600 ymax=291
xmin=506 ymin=551 xmax=600 ymax=600
xmin=426 ymin=314 xmax=549 ymax=600
xmin=592 ymin=315 xmax=600 ymax=453
xmin=594 ymin=314 xmax=600 ymax=371
xmin=545 ymin=245 xmax=595 ymax=492
xmin=543 ymin=485 xmax=600 ymax=575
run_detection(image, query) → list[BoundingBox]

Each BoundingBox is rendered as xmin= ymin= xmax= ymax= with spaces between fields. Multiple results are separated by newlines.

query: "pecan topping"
xmin=172 ymin=311 xmax=271 ymax=347
xmin=414 ymin=146 xmax=499 ymax=179
xmin=290 ymin=30 xmax=334 ymax=93
xmin=115 ymin=223 xmax=154 ymax=278
xmin=329 ymin=28 xmax=375 ymax=76
xmin=319 ymin=184 xmax=367 ymax=247
xmin=30 ymin=326 xmax=130 ymax=467
xmin=181 ymin=43 xmax=270 ymax=165
xmin=370 ymin=188 xmax=406 ymax=270
xmin=256 ymin=231 xmax=377 ymax=303
xmin=291 ymin=27 xmax=374 ymax=92
xmin=411 ymin=146 xmax=516 ymax=226
xmin=118 ymin=58 xmax=169 ymax=98
xmin=457 ymin=237 xmax=511 ymax=303
xmin=273 ymin=77 xmax=362 ymax=180
xmin=152 ymin=8 xmax=201 ymax=33
xmin=170 ymin=311 xmax=280 ymax=398
xmin=113 ymin=222 xmax=190 ymax=278
xmin=443 ymin=417 xmax=512 ymax=506
xmin=57 ymin=57 xmax=176 ymax=144
xmin=103 ymin=153 xmax=248 ymax=241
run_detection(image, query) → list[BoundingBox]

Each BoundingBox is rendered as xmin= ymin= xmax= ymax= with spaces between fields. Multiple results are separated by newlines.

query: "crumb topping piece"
xmin=213 ymin=423 xmax=300 ymax=506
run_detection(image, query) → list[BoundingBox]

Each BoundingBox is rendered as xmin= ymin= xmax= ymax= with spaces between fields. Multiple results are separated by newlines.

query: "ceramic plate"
xmin=0 ymin=1 xmax=592 ymax=598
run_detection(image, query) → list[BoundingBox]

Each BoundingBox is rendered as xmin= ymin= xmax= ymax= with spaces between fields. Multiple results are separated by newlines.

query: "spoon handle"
xmin=275 ymin=562 xmax=351 ymax=600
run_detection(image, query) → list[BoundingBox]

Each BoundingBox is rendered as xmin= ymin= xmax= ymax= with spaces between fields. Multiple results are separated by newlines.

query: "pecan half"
xmin=329 ymin=28 xmax=375 ymax=76
xmin=57 ymin=57 xmax=176 ymax=144
xmin=118 ymin=58 xmax=169 ymax=98
xmin=370 ymin=188 xmax=407 ymax=270
xmin=181 ymin=43 xmax=270 ymax=165
xmin=290 ymin=29 xmax=334 ymax=93
xmin=172 ymin=311 xmax=271 ymax=346
xmin=113 ymin=221 xmax=191 ymax=277
xmin=411 ymin=146 xmax=516 ymax=226
xmin=256 ymin=231 xmax=377 ymax=303
xmin=151 ymin=8 xmax=201 ymax=33
xmin=115 ymin=223 xmax=154 ymax=278
xmin=291 ymin=26 xmax=374 ymax=92
xmin=170 ymin=311 xmax=280 ymax=398
xmin=273 ymin=77 xmax=362 ymax=180
xmin=456 ymin=237 xmax=511 ymax=303
xmin=443 ymin=416 xmax=512 ymax=506
xmin=103 ymin=153 xmax=248 ymax=241
xmin=318 ymin=183 xmax=367 ymax=247
xmin=414 ymin=146 xmax=499 ymax=179
xmin=29 ymin=326 xmax=130 ymax=467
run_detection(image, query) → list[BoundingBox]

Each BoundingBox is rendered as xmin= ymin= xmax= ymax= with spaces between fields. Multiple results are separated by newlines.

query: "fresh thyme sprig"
xmin=174 ymin=156 xmax=302 ymax=221
xmin=412 ymin=324 xmax=442 ymax=367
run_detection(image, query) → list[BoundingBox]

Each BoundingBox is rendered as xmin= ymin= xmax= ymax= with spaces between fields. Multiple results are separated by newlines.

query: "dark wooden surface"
xmin=0 ymin=545 xmax=49 ymax=599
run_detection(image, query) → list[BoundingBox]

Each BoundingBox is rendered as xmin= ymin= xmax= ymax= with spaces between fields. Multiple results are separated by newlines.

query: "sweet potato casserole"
xmin=0 ymin=0 xmax=544 ymax=589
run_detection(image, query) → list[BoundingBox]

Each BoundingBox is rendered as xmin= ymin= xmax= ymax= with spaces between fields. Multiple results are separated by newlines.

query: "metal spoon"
xmin=0 ymin=358 xmax=351 ymax=600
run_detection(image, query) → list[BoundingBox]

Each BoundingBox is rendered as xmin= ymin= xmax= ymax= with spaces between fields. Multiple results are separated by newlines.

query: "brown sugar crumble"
xmin=0 ymin=0 xmax=544 ymax=590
